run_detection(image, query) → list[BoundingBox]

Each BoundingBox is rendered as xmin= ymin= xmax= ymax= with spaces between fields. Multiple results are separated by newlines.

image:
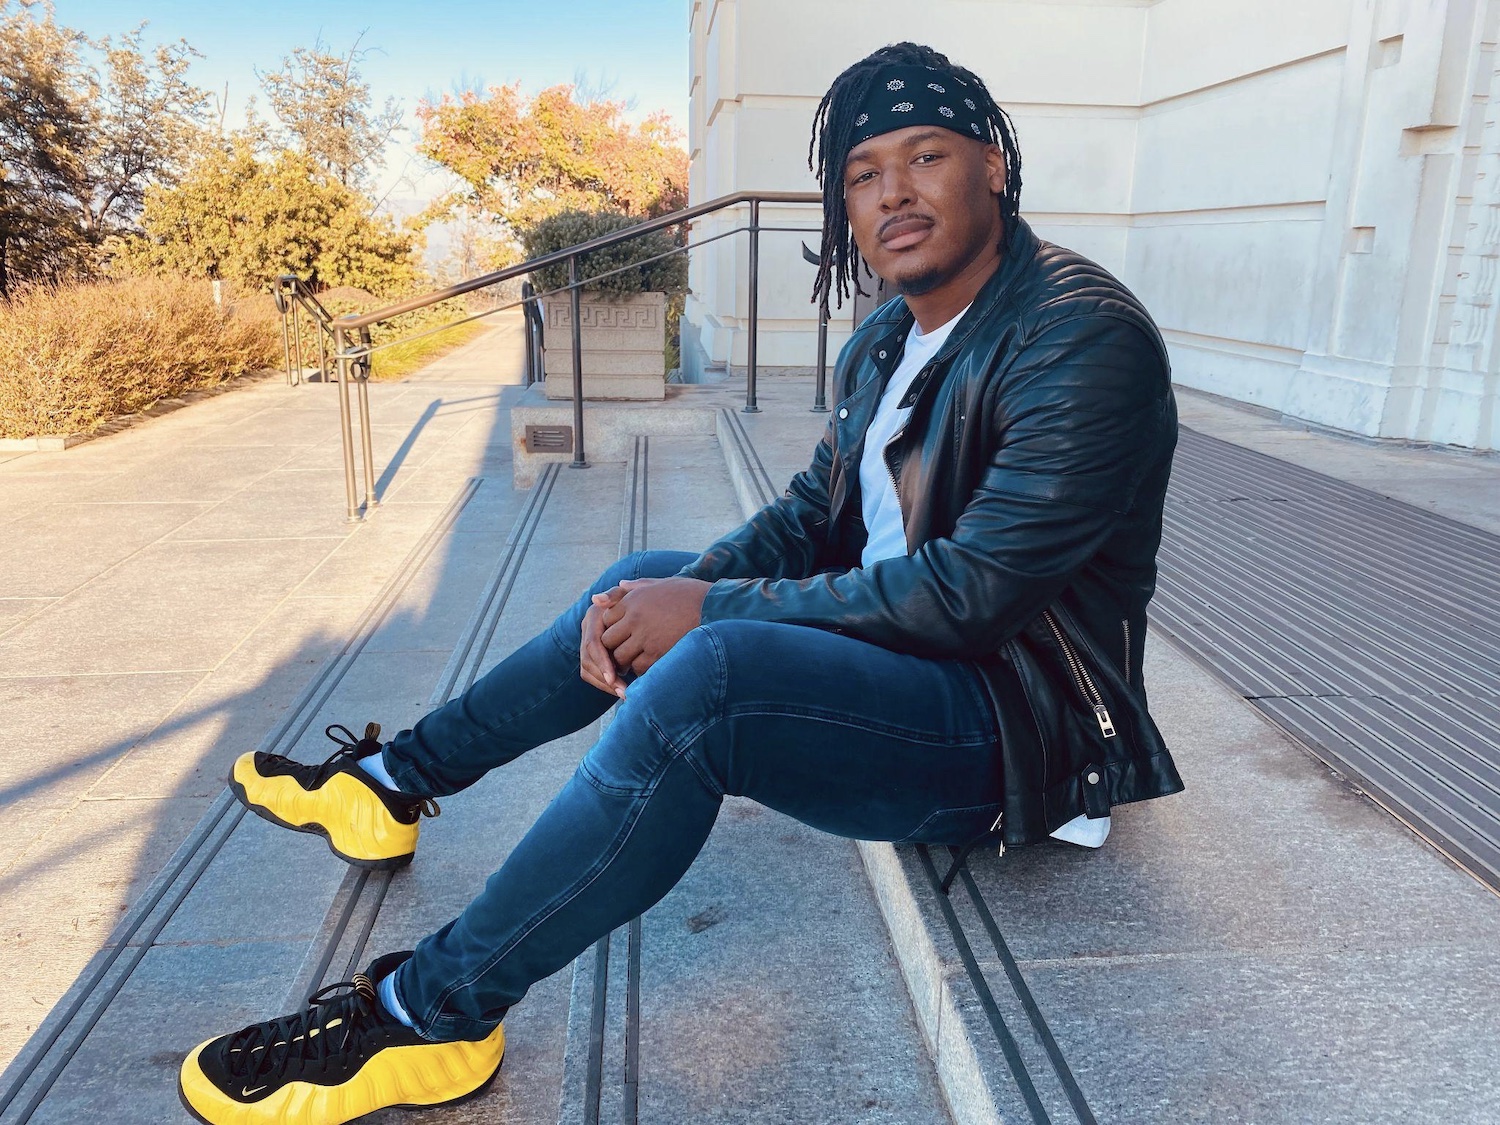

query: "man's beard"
xmin=894 ymin=267 xmax=949 ymax=297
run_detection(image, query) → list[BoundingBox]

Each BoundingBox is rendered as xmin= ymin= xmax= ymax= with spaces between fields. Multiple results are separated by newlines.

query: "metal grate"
xmin=1152 ymin=427 xmax=1500 ymax=891
xmin=525 ymin=423 xmax=574 ymax=453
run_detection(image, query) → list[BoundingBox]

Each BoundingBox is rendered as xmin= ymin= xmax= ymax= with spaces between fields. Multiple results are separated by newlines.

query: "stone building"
xmin=681 ymin=0 xmax=1499 ymax=451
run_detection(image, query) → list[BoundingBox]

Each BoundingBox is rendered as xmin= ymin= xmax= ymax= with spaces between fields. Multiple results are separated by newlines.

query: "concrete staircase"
xmin=0 ymin=390 xmax=951 ymax=1123
xmin=7 ymin=358 xmax=1500 ymax=1125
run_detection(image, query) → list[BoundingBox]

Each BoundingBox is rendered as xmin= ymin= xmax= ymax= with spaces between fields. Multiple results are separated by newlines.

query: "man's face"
xmin=842 ymin=126 xmax=1007 ymax=296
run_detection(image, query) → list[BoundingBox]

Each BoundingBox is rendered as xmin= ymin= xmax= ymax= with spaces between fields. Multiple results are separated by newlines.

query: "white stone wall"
xmin=686 ymin=0 xmax=1500 ymax=450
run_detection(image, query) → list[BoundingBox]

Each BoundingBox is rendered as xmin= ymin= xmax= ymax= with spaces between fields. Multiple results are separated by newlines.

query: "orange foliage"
xmin=415 ymin=83 xmax=688 ymax=232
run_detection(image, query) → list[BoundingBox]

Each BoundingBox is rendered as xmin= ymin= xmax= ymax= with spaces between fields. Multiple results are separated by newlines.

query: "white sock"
xmin=378 ymin=968 xmax=417 ymax=1029
xmin=357 ymin=751 xmax=402 ymax=792
xmin=1049 ymin=812 xmax=1111 ymax=848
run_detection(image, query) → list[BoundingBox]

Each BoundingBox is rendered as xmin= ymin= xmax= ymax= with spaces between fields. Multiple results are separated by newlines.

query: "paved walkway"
xmin=0 ymin=320 xmax=524 ymax=1067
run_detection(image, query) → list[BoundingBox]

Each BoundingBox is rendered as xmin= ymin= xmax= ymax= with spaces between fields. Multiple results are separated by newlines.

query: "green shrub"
xmin=518 ymin=209 xmax=686 ymax=300
xmin=0 ymin=276 xmax=281 ymax=438
xmin=519 ymin=209 xmax=687 ymax=372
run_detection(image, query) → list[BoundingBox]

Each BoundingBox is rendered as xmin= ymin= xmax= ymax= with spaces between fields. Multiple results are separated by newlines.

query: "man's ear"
xmin=984 ymin=143 xmax=1007 ymax=195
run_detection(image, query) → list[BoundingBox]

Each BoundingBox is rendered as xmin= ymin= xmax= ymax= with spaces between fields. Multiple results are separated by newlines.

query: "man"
xmin=179 ymin=41 xmax=1183 ymax=1125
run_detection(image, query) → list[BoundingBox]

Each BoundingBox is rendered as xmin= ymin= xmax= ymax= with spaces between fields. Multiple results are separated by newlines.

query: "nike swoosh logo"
xmin=241 ymin=1085 xmax=268 ymax=1097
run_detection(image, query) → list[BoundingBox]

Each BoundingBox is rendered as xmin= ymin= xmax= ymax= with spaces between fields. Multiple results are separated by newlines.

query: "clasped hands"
xmin=579 ymin=577 xmax=711 ymax=699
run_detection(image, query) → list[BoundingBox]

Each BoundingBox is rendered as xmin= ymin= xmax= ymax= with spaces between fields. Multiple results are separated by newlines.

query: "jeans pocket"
xmin=892 ymin=801 xmax=1004 ymax=846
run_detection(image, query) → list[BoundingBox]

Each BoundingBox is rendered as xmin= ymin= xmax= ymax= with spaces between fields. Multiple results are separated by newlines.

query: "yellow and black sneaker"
xmin=228 ymin=723 xmax=439 ymax=870
xmin=179 ymin=951 xmax=506 ymax=1125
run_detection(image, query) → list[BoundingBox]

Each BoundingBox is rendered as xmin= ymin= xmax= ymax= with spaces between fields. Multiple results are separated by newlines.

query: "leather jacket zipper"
xmin=1122 ymin=617 xmax=1131 ymax=687
xmin=1043 ymin=609 xmax=1117 ymax=738
xmin=883 ymin=426 xmax=907 ymax=509
xmin=880 ymin=362 xmax=938 ymax=512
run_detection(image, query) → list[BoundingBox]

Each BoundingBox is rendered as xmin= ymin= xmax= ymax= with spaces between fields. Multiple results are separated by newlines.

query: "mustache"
xmin=878 ymin=212 xmax=935 ymax=238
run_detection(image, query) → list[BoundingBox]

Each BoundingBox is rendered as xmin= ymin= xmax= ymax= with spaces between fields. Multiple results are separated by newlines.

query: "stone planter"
xmin=542 ymin=291 xmax=667 ymax=401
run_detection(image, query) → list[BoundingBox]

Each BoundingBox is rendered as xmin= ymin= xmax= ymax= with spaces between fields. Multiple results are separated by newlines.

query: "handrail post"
xmin=744 ymin=198 xmax=761 ymax=413
xmin=276 ymin=282 xmax=294 ymax=385
xmin=357 ymin=326 xmax=378 ymax=510
xmin=569 ymin=255 xmax=588 ymax=468
xmin=812 ymin=301 xmax=830 ymax=413
xmin=291 ymin=301 xmax=303 ymax=386
xmin=520 ymin=284 xmax=534 ymax=386
xmin=332 ymin=325 xmax=360 ymax=521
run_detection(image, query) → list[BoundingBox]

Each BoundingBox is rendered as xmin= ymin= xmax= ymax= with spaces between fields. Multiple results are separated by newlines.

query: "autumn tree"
xmin=0 ymin=0 xmax=89 ymax=296
xmin=416 ymin=83 xmax=688 ymax=235
xmin=258 ymin=34 xmax=402 ymax=189
xmin=81 ymin=27 xmax=211 ymax=240
xmin=117 ymin=139 xmax=421 ymax=294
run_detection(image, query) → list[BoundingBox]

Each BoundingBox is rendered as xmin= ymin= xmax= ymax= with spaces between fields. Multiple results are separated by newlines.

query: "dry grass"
xmin=294 ymin=291 xmax=493 ymax=382
xmin=0 ymin=276 xmax=281 ymax=439
xmin=369 ymin=317 xmax=488 ymax=381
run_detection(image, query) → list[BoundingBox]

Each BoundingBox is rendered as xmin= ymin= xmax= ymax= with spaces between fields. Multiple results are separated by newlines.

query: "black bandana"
xmin=850 ymin=64 xmax=992 ymax=148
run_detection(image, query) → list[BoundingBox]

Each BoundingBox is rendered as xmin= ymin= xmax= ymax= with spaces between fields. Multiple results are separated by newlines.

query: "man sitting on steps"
xmin=178 ymin=41 xmax=1185 ymax=1125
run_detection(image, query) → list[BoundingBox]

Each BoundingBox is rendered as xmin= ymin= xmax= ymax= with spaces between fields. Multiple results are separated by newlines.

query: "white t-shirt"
xmin=858 ymin=305 xmax=968 ymax=567
xmin=856 ymin=305 xmax=1112 ymax=851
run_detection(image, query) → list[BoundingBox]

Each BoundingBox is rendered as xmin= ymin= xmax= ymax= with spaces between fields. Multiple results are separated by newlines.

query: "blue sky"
xmin=55 ymin=0 xmax=691 ymax=206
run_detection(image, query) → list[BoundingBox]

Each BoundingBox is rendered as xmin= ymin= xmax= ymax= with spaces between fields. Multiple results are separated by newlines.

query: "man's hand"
xmin=600 ymin=577 xmax=711 ymax=680
xmin=580 ymin=590 xmax=628 ymax=699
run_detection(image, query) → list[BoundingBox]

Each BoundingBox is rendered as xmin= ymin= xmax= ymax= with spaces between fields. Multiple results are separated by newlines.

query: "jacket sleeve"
xmin=694 ymin=313 xmax=1173 ymax=657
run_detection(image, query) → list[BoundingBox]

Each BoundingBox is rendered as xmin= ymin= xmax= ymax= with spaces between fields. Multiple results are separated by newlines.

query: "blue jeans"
xmin=382 ymin=550 xmax=1002 ymax=1042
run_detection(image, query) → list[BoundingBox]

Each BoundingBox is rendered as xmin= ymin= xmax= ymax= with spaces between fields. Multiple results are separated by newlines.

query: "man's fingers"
xmin=601 ymin=617 xmax=632 ymax=650
xmin=578 ymin=662 xmax=612 ymax=695
xmin=612 ymin=634 xmax=645 ymax=671
xmin=582 ymin=647 xmax=624 ymax=698
xmin=580 ymin=605 xmax=624 ymax=698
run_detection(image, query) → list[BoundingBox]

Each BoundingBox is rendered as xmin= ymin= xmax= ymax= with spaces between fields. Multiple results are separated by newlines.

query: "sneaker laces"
xmin=260 ymin=723 xmax=439 ymax=816
xmin=223 ymin=973 xmax=387 ymax=1088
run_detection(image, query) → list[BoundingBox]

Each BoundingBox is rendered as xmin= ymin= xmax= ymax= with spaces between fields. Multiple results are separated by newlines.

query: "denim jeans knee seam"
xmin=647 ymin=715 xmax=726 ymax=797
xmin=578 ymin=757 xmax=652 ymax=797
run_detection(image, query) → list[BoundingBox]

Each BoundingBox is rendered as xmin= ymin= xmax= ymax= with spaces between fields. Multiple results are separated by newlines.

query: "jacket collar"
xmin=864 ymin=214 xmax=1041 ymax=382
xmin=831 ymin=216 xmax=1042 ymax=490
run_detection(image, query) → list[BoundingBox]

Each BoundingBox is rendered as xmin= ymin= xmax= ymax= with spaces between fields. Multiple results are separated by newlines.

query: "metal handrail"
xmin=520 ymin=280 xmax=544 ymax=386
xmin=320 ymin=189 xmax=825 ymax=521
xmin=274 ymin=275 xmax=338 ymax=386
xmin=335 ymin=191 xmax=820 ymax=331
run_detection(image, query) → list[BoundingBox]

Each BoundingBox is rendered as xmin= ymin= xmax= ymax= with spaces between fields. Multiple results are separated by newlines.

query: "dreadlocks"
xmin=807 ymin=42 xmax=1023 ymax=318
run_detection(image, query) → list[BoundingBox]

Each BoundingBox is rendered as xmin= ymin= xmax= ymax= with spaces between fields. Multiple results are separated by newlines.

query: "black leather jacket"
xmin=678 ymin=215 xmax=1185 ymax=844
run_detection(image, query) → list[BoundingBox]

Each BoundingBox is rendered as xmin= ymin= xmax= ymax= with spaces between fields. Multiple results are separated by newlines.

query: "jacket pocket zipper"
xmin=1042 ymin=609 xmax=1117 ymax=739
xmin=1122 ymin=617 xmax=1131 ymax=687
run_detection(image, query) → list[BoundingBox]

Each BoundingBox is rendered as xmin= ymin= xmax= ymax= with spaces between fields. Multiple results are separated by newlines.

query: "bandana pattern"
xmin=850 ymin=64 xmax=990 ymax=147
